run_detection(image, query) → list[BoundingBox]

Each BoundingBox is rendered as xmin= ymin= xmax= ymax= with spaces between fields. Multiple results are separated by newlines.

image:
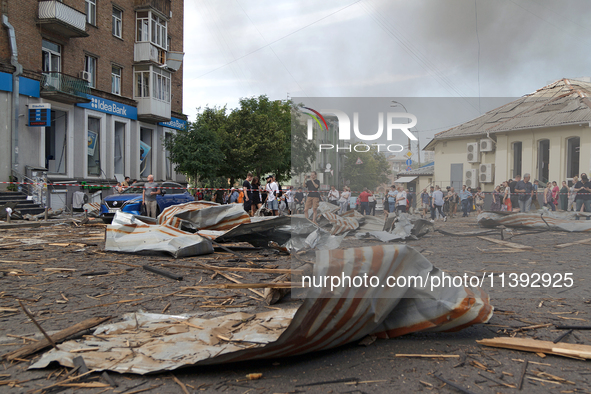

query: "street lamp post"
xmin=391 ymin=100 xmax=420 ymax=166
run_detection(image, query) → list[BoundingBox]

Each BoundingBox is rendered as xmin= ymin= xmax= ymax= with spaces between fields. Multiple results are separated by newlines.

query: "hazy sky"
xmin=183 ymin=0 xmax=591 ymax=139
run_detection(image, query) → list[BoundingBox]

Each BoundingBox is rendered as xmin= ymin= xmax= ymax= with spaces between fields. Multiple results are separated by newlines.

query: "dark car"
xmin=99 ymin=182 xmax=194 ymax=223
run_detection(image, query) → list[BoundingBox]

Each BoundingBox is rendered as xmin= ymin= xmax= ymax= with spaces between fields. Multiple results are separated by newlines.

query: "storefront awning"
xmin=395 ymin=176 xmax=418 ymax=183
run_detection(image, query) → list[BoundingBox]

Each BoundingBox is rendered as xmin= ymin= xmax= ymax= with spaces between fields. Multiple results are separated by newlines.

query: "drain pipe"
xmin=2 ymin=15 xmax=22 ymax=177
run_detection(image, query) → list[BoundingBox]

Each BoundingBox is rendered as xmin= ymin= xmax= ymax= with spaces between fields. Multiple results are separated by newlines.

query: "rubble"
xmin=478 ymin=210 xmax=591 ymax=232
xmin=30 ymin=244 xmax=492 ymax=374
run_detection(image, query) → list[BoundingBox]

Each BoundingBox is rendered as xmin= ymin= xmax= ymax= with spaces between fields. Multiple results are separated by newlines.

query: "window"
xmin=111 ymin=66 xmax=121 ymax=95
xmin=42 ymin=40 xmax=61 ymax=73
xmin=140 ymin=128 xmax=152 ymax=177
xmin=567 ymin=137 xmax=580 ymax=178
xmin=114 ymin=122 xmax=125 ymax=175
xmin=136 ymin=10 xmax=167 ymax=49
xmin=512 ymin=141 xmax=522 ymax=178
xmin=164 ymin=132 xmax=173 ymax=180
xmin=134 ymin=67 xmax=150 ymax=98
xmin=537 ymin=139 xmax=550 ymax=183
xmin=134 ymin=65 xmax=170 ymax=102
xmin=167 ymin=36 xmax=171 ymax=51
xmin=45 ymin=110 xmax=67 ymax=174
xmin=84 ymin=55 xmax=96 ymax=88
xmin=87 ymin=117 xmax=101 ymax=176
xmin=112 ymin=7 xmax=122 ymax=38
xmin=85 ymin=0 xmax=96 ymax=25
xmin=136 ymin=11 xmax=149 ymax=42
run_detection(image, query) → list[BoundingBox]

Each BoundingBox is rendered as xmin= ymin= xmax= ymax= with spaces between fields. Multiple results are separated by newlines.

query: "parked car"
xmin=99 ymin=182 xmax=194 ymax=223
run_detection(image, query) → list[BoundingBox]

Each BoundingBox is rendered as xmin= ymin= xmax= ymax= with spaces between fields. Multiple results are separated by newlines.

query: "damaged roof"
xmin=425 ymin=78 xmax=591 ymax=148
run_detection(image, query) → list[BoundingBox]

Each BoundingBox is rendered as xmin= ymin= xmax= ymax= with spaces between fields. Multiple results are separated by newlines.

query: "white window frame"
xmin=111 ymin=65 xmax=122 ymax=95
xmin=84 ymin=110 xmax=107 ymax=179
xmin=84 ymin=55 xmax=97 ymax=88
xmin=111 ymin=117 xmax=131 ymax=179
xmin=41 ymin=101 xmax=74 ymax=179
xmin=85 ymin=0 xmax=96 ymax=25
xmin=133 ymin=65 xmax=170 ymax=103
xmin=42 ymin=40 xmax=61 ymax=73
xmin=135 ymin=10 xmax=167 ymax=50
xmin=112 ymin=7 xmax=122 ymax=38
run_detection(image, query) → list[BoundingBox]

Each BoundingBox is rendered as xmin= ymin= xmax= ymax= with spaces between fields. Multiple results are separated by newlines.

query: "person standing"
xmin=368 ymin=190 xmax=377 ymax=216
xmin=475 ymin=187 xmax=486 ymax=214
xmin=285 ymin=186 xmax=295 ymax=215
xmin=251 ymin=176 xmax=262 ymax=215
xmin=446 ymin=187 xmax=458 ymax=218
xmin=459 ymin=185 xmax=471 ymax=217
xmin=568 ymin=176 xmax=578 ymax=211
xmin=559 ymin=181 xmax=569 ymax=211
xmin=544 ymin=182 xmax=555 ymax=211
xmin=431 ymin=185 xmax=446 ymax=222
xmin=142 ymin=174 xmax=161 ymax=218
xmin=574 ymin=173 xmax=591 ymax=220
xmin=338 ymin=186 xmax=351 ymax=215
xmin=491 ymin=185 xmax=502 ymax=211
xmin=515 ymin=173 xmax=533 ymax=212
xmin=358 ymin=188 xmax=371 ymax=215
xmin=420 ymin=188 xmax=430 ymax=219
xmin=242 ymin=173 xmax=253 ymax=215
xmin=266 ymin=175 xmax=279 ymax=216
xmin=509 ymin=175 xmax=521 ymax=211
xmin=396 ymin=185 xmax=407 ymax=213
xmin=294 ymin=187 xmax=305 ymax=213
xmin=304 ymin=171 xmax=321 ymax=223
xmin=387 ymin=185 xmax=397 ymax=213
xmin=532 ymin=180 xmax=541 ymax=210
xmin=327 ymin=186 xmax=340 ymax=206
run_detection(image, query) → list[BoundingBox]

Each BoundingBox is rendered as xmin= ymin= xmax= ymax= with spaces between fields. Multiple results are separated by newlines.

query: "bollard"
xmin=85 ymin=209 xmax=88 ymax=218
xmin=5 ymin=208 xmax=11 ymax=223
xmin=44 ymin=207 xmax=48 ymax=221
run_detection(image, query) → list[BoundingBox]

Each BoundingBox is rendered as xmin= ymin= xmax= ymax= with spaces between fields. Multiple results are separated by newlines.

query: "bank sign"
xmin=159 ymin=117 xmax=187 ymax=130
xmin=77 ymin=95 xmax=137 ymax=120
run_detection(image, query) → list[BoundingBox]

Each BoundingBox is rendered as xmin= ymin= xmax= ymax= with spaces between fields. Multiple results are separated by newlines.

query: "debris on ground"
xmin=30 ymin=244 xmax=492 ymax=374
xmin=478 ymin=210 xmax=591 ymax=231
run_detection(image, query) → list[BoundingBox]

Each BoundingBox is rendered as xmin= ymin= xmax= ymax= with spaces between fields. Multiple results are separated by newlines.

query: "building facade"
xmin=0 ymin=0 xmax=186 ymax=194
xmin=424 ymin=79 xmax=591 ymax=192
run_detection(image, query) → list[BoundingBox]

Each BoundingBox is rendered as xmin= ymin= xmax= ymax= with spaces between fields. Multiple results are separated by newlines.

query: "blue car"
xmin=100 ymin=182 xmax=194 ymax=223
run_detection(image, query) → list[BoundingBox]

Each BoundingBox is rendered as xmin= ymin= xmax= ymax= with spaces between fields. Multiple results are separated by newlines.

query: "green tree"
xmin=342 ymin=146 xmax=391 ymax=192
xmin=163 ymin=107 xmax=226 ymax=185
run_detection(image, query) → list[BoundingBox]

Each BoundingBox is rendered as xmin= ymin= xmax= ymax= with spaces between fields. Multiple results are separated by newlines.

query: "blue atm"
xmin=28 ymin=103 xmax=51 ymax=127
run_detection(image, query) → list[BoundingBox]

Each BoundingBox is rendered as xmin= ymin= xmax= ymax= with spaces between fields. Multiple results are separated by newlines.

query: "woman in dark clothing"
xmin=560 ymin=181 xmax=569 ymax=211
xmin=251 ymin=176 xmax=262 ymax=214
xmin=491 ymin=185 xmax=502 ymax=211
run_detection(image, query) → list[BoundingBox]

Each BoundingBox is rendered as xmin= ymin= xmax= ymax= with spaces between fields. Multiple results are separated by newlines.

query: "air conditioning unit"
xmin=467 ymin=142 xmax=480 ymax=163
xmin=79 ymin=71 xmax=91 ymax=82
xmin=479 ymin=163 xmax=494 ymax=183
xmin=465 ymin=169 xmax=478 ymax=188
xmin=480 ymin=139 xmax=495 ymax=152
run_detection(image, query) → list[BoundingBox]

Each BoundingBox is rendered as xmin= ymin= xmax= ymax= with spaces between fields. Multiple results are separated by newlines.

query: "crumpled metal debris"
xmin=356 ymin=213 xmax=432 ymax=242
xmin=105 ymin=211 xmax=214 ymax=258
xmin=321 ymin=211 xmax=359 ymax=235
xmin=83 ymin=202 xmax=101 ymax=217
xmin=30 ymin=244 xmax=492 ymax=374
xmin=23 ymin=208 xmax=63 ymax=221
xmin=478 ymin=210 xmax=591 ymax=232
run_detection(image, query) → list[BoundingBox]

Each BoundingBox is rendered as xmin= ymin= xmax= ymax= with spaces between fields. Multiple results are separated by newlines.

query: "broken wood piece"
xmin=477 ymin=236 xmax=533 ymax=250
xmin=162 ymin=262 xmax=300 ymax=275
xmin=58 ymin=382 xmax=110 ymax=388
xmin=477 ymin=372 xmax=516 ymax=388
xmin=477 ymin=337 xmax=591 ymax=360
xmin=69 ymin=347 xmax=100 ymax=353
xmin=554 ymin=237 xmax=591 ymax=248
xmin=143 ymin=265 xmax=183 ymax=281
xmin=394 ymin=354 xmax=459 ymax=358
xmin=171 ymin=374 xmax=190 ymax=394
xmin=18 ymin=301 xmax=58 ymax=351
xmin=101 ymin=371 xmax=117 ymax=387
xmin=518 ymin=360 xmax=528 ymax=390
xmin=432 ymin=374 xmax=477 ymax=394
xmin=3 ymin=316 xmax=110 ymax=361
xmin=555 ymin=325 xmax=591 ymax=330
xmin=183 ymin=283 xmax=297 ymax=289
xmin=553 ymin=329 xmax=573 ymax=344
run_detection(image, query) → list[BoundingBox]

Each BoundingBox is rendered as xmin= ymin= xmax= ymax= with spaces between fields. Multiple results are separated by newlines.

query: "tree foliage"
xmin=341 ymin=146 xmax=391 ymax=192
xmin=165 ymin=95 xmax=316 ymax=186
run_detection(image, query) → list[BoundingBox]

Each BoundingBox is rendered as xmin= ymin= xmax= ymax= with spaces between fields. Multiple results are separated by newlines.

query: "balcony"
xmin=40 ymin=72 xmax=91 ymax=104
xmin=134 ymin=0 xmax=170 ymax=16
xmin=137 ymin=97 xmax=171 ymax=122
xmin=37 ymin=0 xmax=88 ymax=38
xmin=134 ymin=42 xmax=166 ymax=65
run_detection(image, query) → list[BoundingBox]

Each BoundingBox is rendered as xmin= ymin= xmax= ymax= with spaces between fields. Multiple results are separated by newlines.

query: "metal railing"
xmin=41 ymin=72 xmax=90 ymax=99
xmin=134 ymin=0 xmax=170 ymax=16
xmin=38 ymin=0 xmax=87 ymax=32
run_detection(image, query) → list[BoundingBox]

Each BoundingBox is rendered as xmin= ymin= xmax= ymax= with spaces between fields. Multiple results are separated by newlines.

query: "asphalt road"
xmin=1 ymin=214 xmax=590 ymax=393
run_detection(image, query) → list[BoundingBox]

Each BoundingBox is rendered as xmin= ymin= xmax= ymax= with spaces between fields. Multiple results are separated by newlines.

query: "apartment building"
xmin=0 ymin=0 xmax=186 ymax=192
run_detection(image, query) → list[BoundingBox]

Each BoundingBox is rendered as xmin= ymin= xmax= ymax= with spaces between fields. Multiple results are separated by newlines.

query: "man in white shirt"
xmin=431 ymin=185 xmax=447 ymax=222
xmin=286 ymin=186 xmax=295 ymax=215
xmin=265 ymin=175 xmax=279 ymax=216
xmin=327 ymin=186 xmax=340 ymax=206
xmin=395 ymin=185 xmax=407 ymax=213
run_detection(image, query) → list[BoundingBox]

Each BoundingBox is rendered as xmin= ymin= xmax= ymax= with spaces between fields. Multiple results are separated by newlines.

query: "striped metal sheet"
xmin=478 ymin=210 xmax=591 ymax=232
xmin=158 ymin=201 xmax=250 ymax=231
xmin=322 ymin=211 xmax=359 ymax=235
xmin=31 ymin=245 xmax=492 ymax=374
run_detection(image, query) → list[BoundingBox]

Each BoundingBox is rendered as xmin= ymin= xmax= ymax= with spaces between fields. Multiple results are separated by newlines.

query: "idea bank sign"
xmin=303 ymin=107 xmax=417 ymax=153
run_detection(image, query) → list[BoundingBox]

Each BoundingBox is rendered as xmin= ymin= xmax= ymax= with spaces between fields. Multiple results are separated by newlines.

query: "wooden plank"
xmin=183 ymin=282 xmax=299 ymax=290
xmin=477 ymin=337 xmax=591 ymax=360
xmin=3 ymin=316 xmax=111 ymax=361
xmin=554 ymin=238 xmax=591 ymax=249
xmin=162 ymin=262 xmax=300 ymax=275
xmin=477 ymin=236 xmax=533 ymax=250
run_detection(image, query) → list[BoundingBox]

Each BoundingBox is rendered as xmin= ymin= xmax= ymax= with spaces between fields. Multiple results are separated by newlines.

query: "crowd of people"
xmin=486 ymin=173 xmax=591 ymax=219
